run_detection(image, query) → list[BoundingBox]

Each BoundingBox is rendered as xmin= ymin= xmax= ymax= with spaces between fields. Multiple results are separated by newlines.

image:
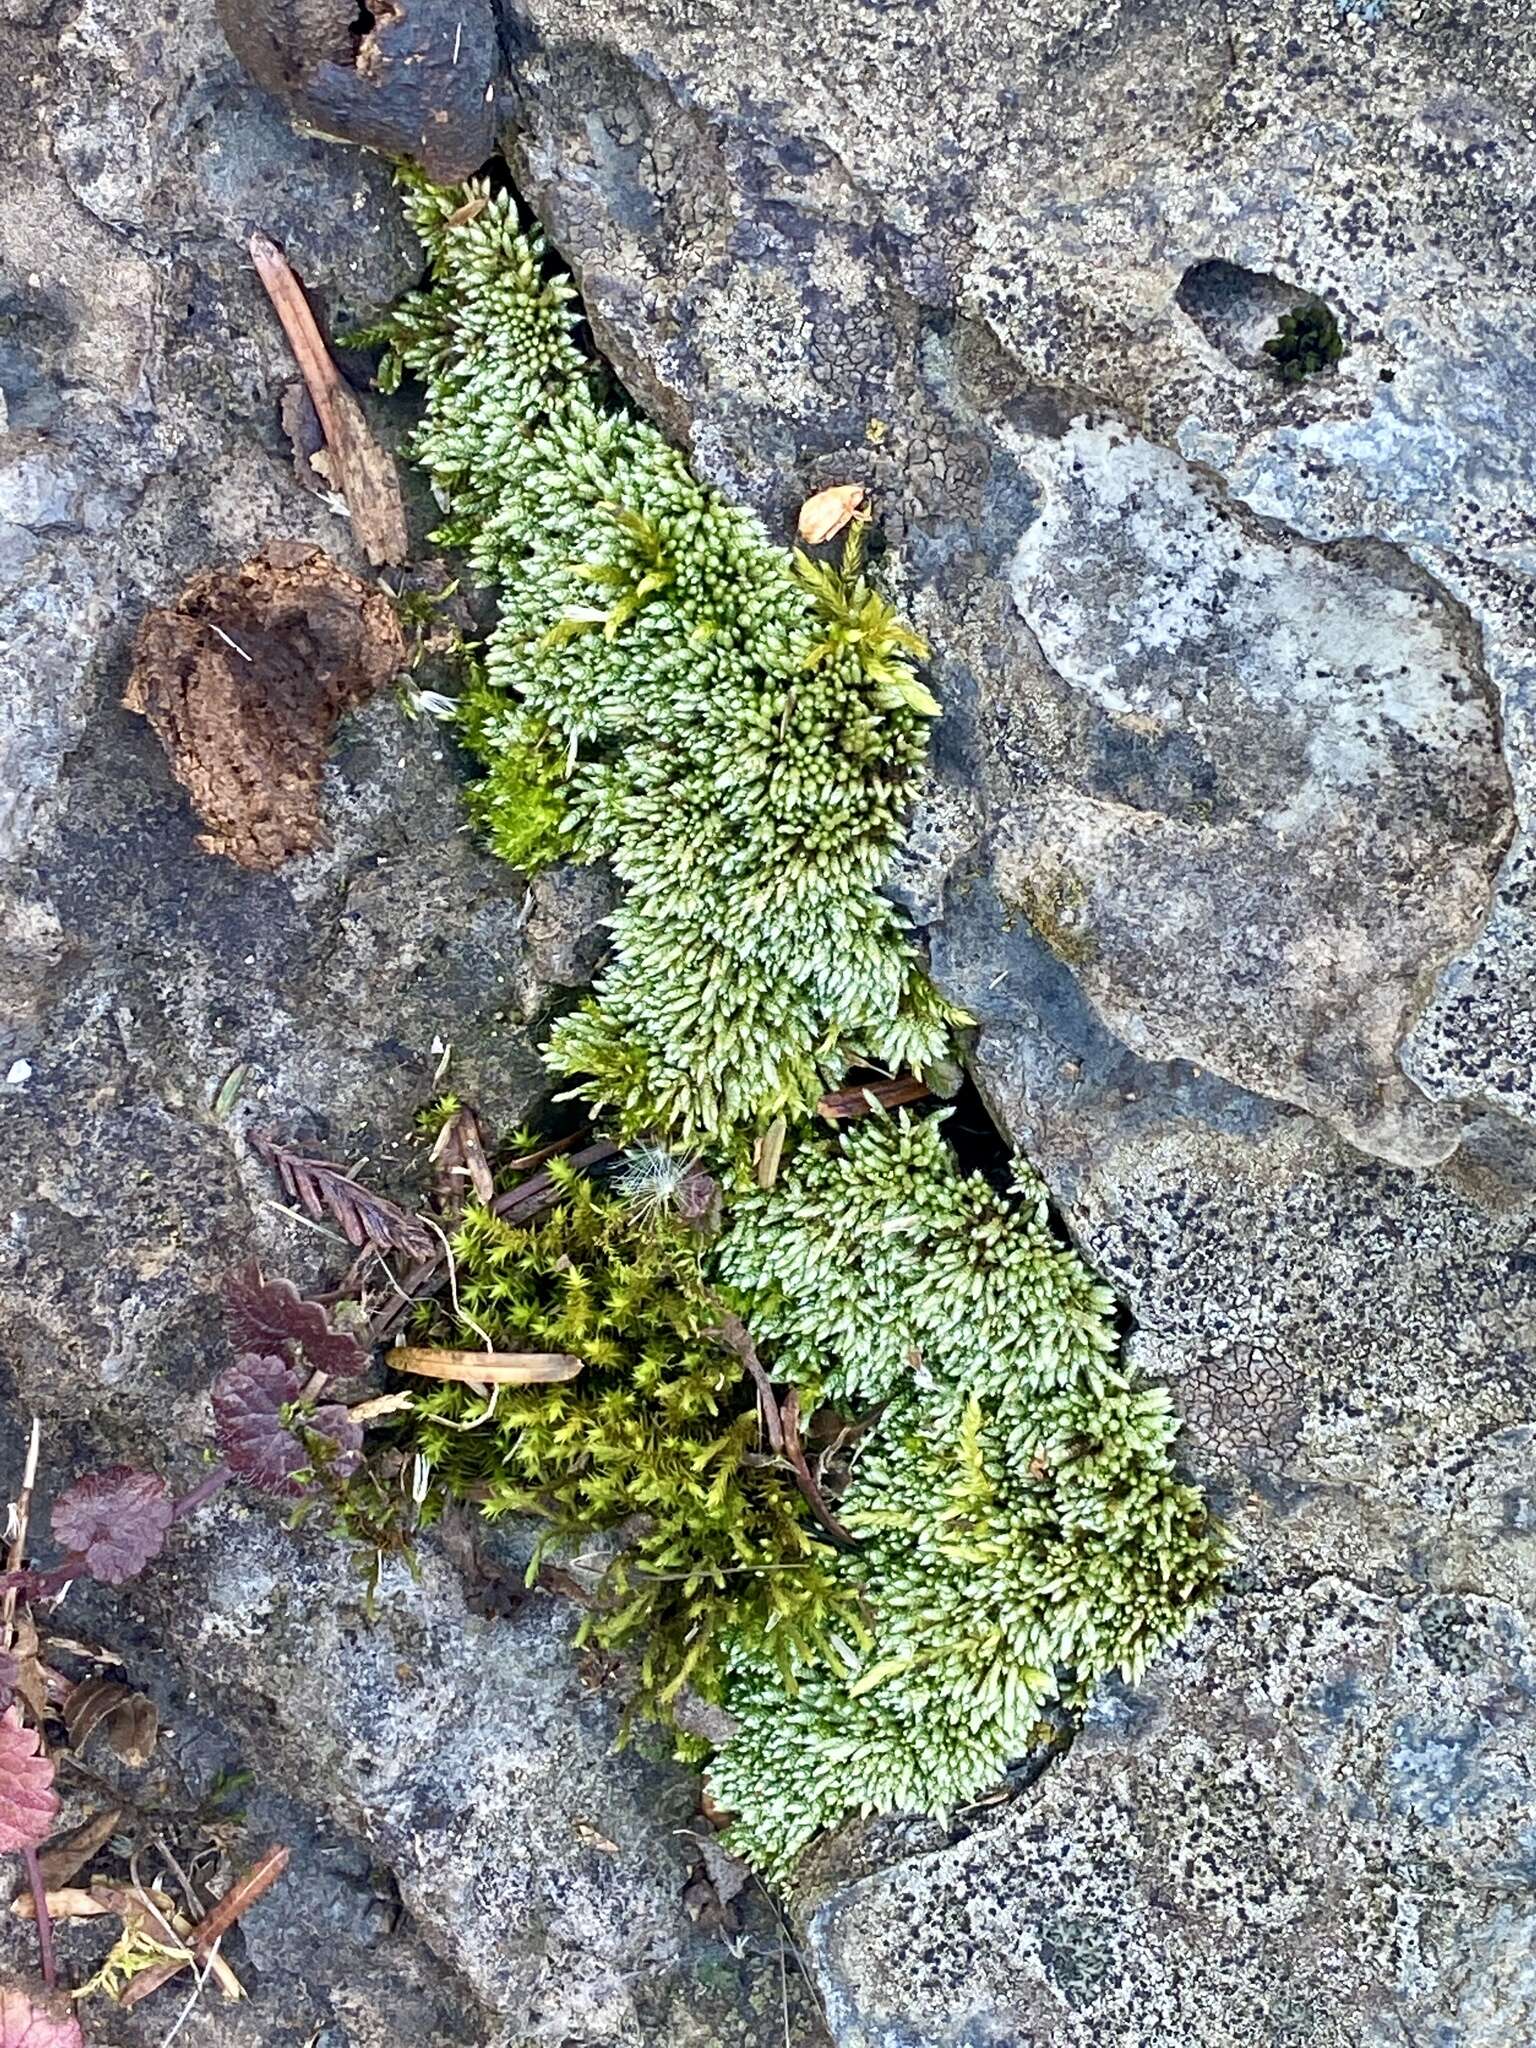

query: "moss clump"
xmin=366 ymin=175 xmax=1225 ymax=1881
xmin=361 ymin=173 xmax=966 ymax=1143
xmin=410 ymin=1160 xmax=861 ymax=1716
xmin=705 ymin=1114 xmax=1226 ymax=1873
xmin=1264 ymin=300 xmax=1346 ymax=383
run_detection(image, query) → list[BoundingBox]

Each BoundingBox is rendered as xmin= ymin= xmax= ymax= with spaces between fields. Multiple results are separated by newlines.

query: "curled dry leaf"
xmin=0 ymin=1708 xmax=57 ymax=1854
xmin=63 ymin=1679 xmax=158 ymax=1768
xmin=36 ymin=1806 xmax=123 ymax=1890
xmin=0 ymin=1985 xmax=84 ymax=2048
xmin=222 ymin=1260 xmax=368 ymax=1379
xmin=250 ymin=1132 xmax=434 ymax=1260
xmin=50 ymin=1468 xmax=173 ymax=1586
xmin=389 ymin=1349 xmax=584 ymax=1388
xmin=797 ymin=482 xmax=866 ymax=545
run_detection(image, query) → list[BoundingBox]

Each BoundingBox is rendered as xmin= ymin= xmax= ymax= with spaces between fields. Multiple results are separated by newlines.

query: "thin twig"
xmin=3 ymin=1416 xmax=41 ymax=1650
xmin=21 ymin=1849 xmax=55 ymax=1987
xmin=816 ymin=1073 xmax=932 ymax=1120
xmin=159 ymin=1937 xmax=224 ymax=2046
xmin=120 ymin=1843 xmax=290 ymax=2007
xmin=248 ymin=232 xmax=407 ymax=566
xmin=709 ymin=1318 xmax=856 ymax=1549
xmin=8 ymin=1422 xmax=54 ymax=1985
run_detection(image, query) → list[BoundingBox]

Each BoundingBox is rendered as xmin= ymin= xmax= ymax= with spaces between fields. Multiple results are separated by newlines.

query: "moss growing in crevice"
xmin=360 ymin=173 xmax=965 ymax=1143
xmin=412 ymin=1160 xmax=863 ymax=1720
xmin=364 ymin=172 xmax=1225 ymax=1878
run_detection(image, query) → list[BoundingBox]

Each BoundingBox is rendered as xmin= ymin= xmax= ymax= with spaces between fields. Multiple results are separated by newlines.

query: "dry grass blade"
xmin=249 ymin=232 xmax=408 ymax=567
xmin=816 ymin=1073 xmax=932 ymax=1120
xmin=390 ymin=1349 xmax=583 ymax=1387
xmin=250 ymin=1132 xmax=434 ymax=1260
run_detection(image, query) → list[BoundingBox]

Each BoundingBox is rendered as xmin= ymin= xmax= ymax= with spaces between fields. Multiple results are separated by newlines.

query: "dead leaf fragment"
xmin=250 ymin=1133 xmax=434 ymax=1260
xmin=797 ymin=483 xmax=866 ymax=545
xmin=430 ymin=1104 xmax=496 ymax=1209
xmin=63 ymin=1678 xmax=158 ymax=1767
xmin=125 ymin=544 xmax=405 ymax=870
xmin=250 ymin=232 xmax=408 ymax=567
xmin=391 ymin=1350 xmax=584 ymax=1387
xmin=36 ymin=1806 xmax=123 ymax=1890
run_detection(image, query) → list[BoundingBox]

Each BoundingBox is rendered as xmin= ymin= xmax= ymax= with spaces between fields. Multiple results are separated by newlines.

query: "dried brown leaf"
xmin=250 ymin=1133 xmax=434 ymax=1260
xmin=36 ymin=1806 xmax=123 ymax=1890
xmin=797 ymin=482 xmax=866 ymax=545
xmin=62 ymin=1679 xmax=158 ymax=1768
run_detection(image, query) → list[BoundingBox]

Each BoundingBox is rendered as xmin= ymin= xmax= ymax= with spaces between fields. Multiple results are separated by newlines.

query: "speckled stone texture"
xmin=0 ymin=1 xmax=819 ymax=2041
xmin=30 ymin=0 xmax=1536 ymax=2039
xmin=459 ymin=1 xmax=1536 ymax=2041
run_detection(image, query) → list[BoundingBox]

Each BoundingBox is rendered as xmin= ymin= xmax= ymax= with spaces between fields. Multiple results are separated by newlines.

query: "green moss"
xmin=369 ymin=175 xmax=1225 ymax=1880
xmin=364 ymin=172 xmax=966 ymax=1143
xmin=411 ymin=1160 xmax=862 ymax=1718
xmin=1264 ymin=300 xmax=1346 ymax=383
xmin=705 ymin=1113 xmax=1226 ymax=1874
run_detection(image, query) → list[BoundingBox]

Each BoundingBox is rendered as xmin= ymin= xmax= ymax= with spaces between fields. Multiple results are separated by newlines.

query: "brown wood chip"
xmin=250 ymin=232 xmax=408 ymax=567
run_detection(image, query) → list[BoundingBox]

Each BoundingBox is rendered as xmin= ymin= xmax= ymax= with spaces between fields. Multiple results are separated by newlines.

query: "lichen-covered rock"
xmin=0 ymin=2 xmax=814 ymax=2041
xmin=213 ymin=0 xmax=1535 ymax=2037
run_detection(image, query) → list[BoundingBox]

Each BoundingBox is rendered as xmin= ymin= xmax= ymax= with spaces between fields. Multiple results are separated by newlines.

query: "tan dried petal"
xmin=796 ymin=484 xmax=866 ymax=545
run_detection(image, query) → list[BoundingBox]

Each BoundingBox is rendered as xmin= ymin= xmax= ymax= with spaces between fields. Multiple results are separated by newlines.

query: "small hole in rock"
xmin=1177 ymin=259 xmax=1345 ymax=381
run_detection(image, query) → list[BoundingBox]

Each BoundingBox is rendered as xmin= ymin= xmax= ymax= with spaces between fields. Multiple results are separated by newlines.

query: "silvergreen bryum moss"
xmin=367 ymin=174 xmax=1225 ymax=1879
xmin=706 ymin=1113 xmax=1226 ymax=1873
xmin=360 ymin=173 xmax=966 ymax=1143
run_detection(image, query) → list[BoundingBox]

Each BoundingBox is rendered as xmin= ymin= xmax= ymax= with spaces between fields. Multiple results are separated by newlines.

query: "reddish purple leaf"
xmin=0 ymin=1986 xmax=84 ymax=2048
xmin=222 ymin=1260 xmax=367 ymax=1379
xmin=212 ymin=1353 xmax=307 ymax=1496
xmin=0 ymin=1709 xmax=57 ymax=1854
xmin=50 ymin=1467 xmax=173 ymax=1586
xmin=307 ymin=1405 xmax=363 ymax=1482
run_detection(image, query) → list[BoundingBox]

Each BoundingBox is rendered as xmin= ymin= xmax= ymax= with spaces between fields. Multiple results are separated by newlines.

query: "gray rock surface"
xmin=444 ymin=0 xmax=1534 ymax=2039
xmin=0 ymin=2 xmax=819 ymax=2041
xmin=10 ymin=0 xmax=1536 ymax=2043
